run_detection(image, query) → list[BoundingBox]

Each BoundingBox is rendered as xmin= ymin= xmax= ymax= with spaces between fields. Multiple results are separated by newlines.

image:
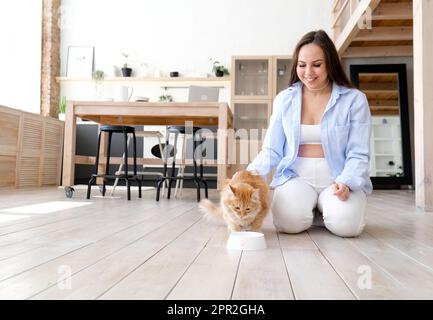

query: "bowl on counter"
xmin=134 ymin=96 xmax=149 ymax=102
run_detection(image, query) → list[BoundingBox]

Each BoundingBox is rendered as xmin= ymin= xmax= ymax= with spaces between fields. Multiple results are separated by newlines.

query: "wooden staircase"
xmin=332 ymin=0 xmax=413 ymax=58
xmin=358 ymin=73 xmax=400 ymax=116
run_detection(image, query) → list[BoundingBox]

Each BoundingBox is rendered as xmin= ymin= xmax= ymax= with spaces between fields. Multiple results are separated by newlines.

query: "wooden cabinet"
xmin=230 ymin=55 xmax=292 ymax=173
xmin=0 ymin=105 xmax=64 ymax=188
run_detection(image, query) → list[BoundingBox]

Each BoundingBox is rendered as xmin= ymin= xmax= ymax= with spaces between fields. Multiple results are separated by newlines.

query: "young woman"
xmin=247 ymin=30 xmax=372 ymax=237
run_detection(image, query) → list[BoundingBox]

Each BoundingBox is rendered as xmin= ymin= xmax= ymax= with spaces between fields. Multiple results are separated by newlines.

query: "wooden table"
xmin=62 ymin=101 xmax=233 ymax=190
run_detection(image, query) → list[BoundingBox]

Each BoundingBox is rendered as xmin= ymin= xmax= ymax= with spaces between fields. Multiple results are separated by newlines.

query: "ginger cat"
xmin=200 ymin=170 xmax=269 ymax=232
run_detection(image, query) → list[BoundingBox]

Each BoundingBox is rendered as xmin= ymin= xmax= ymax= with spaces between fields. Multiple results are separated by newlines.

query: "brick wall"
xmin=40 ymin=0 xmax=60 ymax=117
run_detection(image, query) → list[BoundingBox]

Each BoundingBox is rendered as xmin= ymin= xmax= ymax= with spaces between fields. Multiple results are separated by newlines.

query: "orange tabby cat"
xmin=200 ymin=170 xmax=269 ymax=232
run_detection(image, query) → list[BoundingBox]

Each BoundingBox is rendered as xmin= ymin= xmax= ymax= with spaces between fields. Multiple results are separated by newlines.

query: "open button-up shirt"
xmin=247 ymin=81 xmax=373 ymax=194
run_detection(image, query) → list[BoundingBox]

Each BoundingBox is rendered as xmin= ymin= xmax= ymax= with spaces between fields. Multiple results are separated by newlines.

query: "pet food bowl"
xmin=226 ymin=231 xmax=267 ymax=251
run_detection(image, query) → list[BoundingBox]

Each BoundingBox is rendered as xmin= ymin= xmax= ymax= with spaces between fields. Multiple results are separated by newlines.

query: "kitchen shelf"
xmin=56 ymin=76 xmax=231 ymax=88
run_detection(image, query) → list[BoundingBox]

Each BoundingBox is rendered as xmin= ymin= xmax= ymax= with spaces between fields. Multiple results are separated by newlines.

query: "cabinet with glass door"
xmin=231 ymin=56 xmax=273 ymax=100
xmin=272 ymin=55 xmax=293 ymax=100
xmin=230 ymin=55 xmax=292 ymax=173
xmin=231 ymin=56 xmax=273 ymax=172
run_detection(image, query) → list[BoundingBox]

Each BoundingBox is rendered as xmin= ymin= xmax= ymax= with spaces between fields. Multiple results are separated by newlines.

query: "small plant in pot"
xmin=92 ymin=70 xmax=105 ymax=100
xmin=93 ymin=69 xmax=105 ymax=81
xmin=121 ymin=52 xmax=132 ymax=77
xmin=210 ymin=59 xmax=229 ymax=77
xmin=58 ymin=96 xmax=66 ymax=121
xmin=158 ymin=94 xmax=173 ymax=102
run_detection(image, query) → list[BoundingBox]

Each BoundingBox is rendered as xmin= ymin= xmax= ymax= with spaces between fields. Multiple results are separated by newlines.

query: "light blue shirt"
xmin=247 ymin=81 xmax=373 ymax=194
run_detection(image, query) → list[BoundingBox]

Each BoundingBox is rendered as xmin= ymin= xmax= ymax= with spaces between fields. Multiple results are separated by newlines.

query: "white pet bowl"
xmin=226 ymin=231 xmax=267 ymax=251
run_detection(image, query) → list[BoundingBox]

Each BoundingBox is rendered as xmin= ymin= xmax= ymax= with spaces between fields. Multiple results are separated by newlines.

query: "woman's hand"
xmin=332 ymin=183 xmax=350 ymax=201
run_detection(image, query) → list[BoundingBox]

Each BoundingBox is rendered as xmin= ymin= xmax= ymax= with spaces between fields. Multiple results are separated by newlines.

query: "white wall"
xmin=61 ymin=0 xmax=332 ymax=75
xmin=0 ymin=0 xmax=42 ymax=114
xmin=0 ymin=0 xmax=333 ymax=113
xmin=60 ymin=0 xmax=332 ymax=102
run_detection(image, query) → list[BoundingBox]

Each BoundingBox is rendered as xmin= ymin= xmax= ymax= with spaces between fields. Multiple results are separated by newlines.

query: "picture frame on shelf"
xmin=66 ymin=46 xmax=94 ymax=77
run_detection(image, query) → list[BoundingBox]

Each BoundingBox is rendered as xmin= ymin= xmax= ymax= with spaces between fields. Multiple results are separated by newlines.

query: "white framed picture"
xmin=66 ymin=46 xmax=94 ymax=77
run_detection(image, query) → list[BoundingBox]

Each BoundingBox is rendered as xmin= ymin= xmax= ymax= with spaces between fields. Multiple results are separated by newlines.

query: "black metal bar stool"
xmin=155 ymin=126 xmax=208 ymax=202
xmin=87 ymin=125 xmax=141 ymax=200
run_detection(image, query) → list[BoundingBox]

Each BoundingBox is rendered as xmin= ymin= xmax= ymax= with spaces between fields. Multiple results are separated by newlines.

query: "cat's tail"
xmin=199 ymin=199 xmax=224 ymax=224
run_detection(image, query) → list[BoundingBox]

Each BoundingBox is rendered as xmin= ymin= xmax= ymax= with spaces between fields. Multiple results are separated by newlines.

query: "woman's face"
xmin=296 ymin=43 xmax=329 ymax=90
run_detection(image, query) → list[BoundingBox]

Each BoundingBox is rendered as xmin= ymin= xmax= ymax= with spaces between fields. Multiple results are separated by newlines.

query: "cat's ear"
xmin=229 ymin=184 xmax=237 ymax=195
xmin=251 ymin=189 xmax=260 ymax=201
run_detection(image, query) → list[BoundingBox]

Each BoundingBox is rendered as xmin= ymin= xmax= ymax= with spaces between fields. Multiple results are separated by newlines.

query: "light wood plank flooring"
xmin=0 ymin=186 xmax=432 ymax=300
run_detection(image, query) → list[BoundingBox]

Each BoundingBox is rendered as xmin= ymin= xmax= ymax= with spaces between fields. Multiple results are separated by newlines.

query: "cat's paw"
xmin=229 ymin=226 xmax=242 ymax=232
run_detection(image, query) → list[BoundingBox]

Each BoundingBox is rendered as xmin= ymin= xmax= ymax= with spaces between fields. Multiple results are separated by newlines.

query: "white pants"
xmin=271 ymin=157 xmax=367 ymax=237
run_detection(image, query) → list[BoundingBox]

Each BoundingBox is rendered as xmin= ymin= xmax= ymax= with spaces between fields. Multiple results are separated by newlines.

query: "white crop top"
xmin=300 ymin=124 xmax=321 ymax=145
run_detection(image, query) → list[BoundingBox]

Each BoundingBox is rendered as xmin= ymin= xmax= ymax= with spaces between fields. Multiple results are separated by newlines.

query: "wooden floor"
xmin=0 ymin=186 xmax=433 ymax=300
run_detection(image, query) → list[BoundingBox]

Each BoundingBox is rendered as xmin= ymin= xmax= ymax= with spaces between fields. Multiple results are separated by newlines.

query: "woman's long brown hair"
xmin=288 ymin=30 xmax=353 ymax=88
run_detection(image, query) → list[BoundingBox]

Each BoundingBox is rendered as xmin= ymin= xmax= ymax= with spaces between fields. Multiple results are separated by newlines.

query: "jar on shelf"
xmin=278 ymin=64 xmax=287 ymax=76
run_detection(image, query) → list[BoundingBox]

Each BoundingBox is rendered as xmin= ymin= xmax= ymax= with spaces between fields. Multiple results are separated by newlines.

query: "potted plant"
xmin=121 ymin=52 xmax=132 ymax=77
xmin=93 ymin=69 xmax=105 ymax=81
xmin=58 ymin=96 xmax=66 ymax=121
xmin=158 ymin=94 xmax=173 ymax=102
xmin=92 ymin=70 xmax=105 ymax=100
xmin=210 ymin=59 xmax=229 ymax=77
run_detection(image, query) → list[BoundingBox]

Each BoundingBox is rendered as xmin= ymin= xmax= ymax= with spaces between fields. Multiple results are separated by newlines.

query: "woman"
xmin=247 ymin=30 xmax=372 ymax=237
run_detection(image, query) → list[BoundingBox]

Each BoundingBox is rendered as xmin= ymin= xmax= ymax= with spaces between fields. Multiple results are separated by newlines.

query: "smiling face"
xmin=296 ymin=43 xmax=329 ymax=91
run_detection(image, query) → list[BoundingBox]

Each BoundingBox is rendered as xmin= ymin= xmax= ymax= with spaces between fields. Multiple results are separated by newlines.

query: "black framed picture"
xmin=350 ymin=64 xmax=413 ymax=188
